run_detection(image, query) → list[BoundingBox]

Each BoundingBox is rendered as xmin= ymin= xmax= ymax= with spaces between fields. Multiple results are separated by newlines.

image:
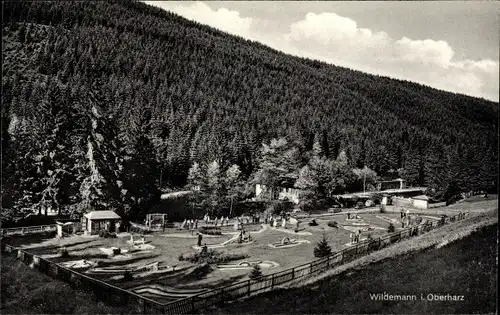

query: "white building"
xmin=411 ymin=195 xmax=430 ymax=209
xmin=255 ymin=184 xmax=302 ymax=204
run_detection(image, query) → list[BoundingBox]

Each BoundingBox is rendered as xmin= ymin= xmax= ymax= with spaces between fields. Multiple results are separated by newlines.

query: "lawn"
xmin=205 ymin=222 xmax=498 ymax=314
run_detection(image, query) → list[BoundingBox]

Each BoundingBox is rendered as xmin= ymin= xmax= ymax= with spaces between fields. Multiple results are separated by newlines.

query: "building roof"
xmin=412 ymin=195 xmax=430 ymax=201
xmin=376 ymin=178 xmax=406 ymax=183
xmin=84 ymin=211 xmax=121 ymax=220
xmin=160 ymin=190 xmax=193 ymax=200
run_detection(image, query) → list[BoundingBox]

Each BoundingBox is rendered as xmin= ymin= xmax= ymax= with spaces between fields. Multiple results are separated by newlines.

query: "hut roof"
xmin=84 ymin=211 xmax=121 ymax=220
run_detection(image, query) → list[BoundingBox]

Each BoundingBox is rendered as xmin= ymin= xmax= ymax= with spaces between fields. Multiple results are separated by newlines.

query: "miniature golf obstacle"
xmin=216 ymin=260 xmax=279 ymax=270
xmin=268 ymin=237 xmax=310 ymax=248
xmin=282 ymin=236 xmax=291 ymax=245
xmin=88 ymin=261 xmax=164 ymax=275
xmin=132 ymin=285 xmax=209 ymax=298
xmin=60 ymin=259 xmax=98 ymax=269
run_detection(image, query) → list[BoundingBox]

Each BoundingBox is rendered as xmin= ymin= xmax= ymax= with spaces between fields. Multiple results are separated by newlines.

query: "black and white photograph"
xmin=1 ymin=1 xmax=498 ymax=314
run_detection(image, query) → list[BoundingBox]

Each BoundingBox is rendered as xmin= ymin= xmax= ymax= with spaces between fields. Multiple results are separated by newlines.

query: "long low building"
xmin=337 ymin=187 xmax=427 ymax=200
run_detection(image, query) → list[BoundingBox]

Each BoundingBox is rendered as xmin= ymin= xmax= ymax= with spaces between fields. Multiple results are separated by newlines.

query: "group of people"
xmin=268 ymin=216 xmax=287 ymax=228
xmin=400 ymin=208 xmax=411 ymax=228
xmin=202 ymin=214 xmax=230 ymax=227
xmin=350 ymin=230 xmax=362 ymax=244
xmin=180 ymin=218 xmax=199 ymax=230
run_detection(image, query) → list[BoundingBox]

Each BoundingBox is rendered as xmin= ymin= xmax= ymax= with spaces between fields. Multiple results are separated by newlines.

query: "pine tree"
xmin=249 ymin=264 xmax=263 ymax=280
xmin=206 ymin=160 xmax=223 ymax=215
xmin=314 ymin=233 xmax=332 ymax=258
xmin=78 ymin=79 xmax=122 ymax=214
xmin=225 ymin=164 xmax=243 ymax=217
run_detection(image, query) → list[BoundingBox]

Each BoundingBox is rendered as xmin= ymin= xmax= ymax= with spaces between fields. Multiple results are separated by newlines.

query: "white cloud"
xmin=284 ymin=11 xmax=498 ymax=101
xmin=144 ymin=2 xmax=499 ymax=101
xmin=144 ymin=1 xmax=254 ymax=38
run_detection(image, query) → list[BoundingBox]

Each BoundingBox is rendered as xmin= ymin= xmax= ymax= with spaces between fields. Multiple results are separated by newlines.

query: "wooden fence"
xmin=2 ymin=244 xmax=166 ymax=314
xmin=2 ymin=212 xmax=467 ymax=314
xmin=1 ymin=224 xmax=57 ymax=236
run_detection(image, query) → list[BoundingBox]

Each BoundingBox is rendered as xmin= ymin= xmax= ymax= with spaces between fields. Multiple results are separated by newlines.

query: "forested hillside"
xmin=2 ymin=0 xmax=498 ymax=223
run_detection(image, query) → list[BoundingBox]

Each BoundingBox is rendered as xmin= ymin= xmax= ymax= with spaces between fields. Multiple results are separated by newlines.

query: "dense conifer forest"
xmin=2 ymin=0 xmax=498 ymax=223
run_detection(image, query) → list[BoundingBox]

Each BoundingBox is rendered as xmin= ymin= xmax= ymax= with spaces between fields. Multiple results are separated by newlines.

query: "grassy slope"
xmin=0 ymin=255 xmax=134 ymax=314
xmin=206 ymin=210 xmax=498 ymax=314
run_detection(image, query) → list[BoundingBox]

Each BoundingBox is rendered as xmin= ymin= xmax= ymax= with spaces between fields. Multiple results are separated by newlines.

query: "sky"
xmin=144 ymin=1 xmax=499 ymax=102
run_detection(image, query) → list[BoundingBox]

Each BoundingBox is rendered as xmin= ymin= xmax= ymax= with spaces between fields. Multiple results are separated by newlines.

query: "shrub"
xmin=178 ymin=254 xmax=184 ymax=261
xmin=314 ymin=234 xmax=332 ymax=258
xmin=123 ymin=270 xmax=133 ymax=282
xmin=308 ymin=219 xmax=318 ymax=226
xmin=327 ymin=221 xmax=338 ymax=228
xmin=267 ymin=200 xmax=294 ymax=215
xmin=98 ymin=230 xmax=117 ymax=238
xmin=198 ymin=226 xmax=222 ymax=235
xmin=249 ymin=264 xmax=263 ymax=280
xmin=183 ymin=249 xmax=249 ymax=264
xmin=388 ymin=223 xmax=395 ymax=233
xmin=58 ymin=247 xmax=69 ymax=257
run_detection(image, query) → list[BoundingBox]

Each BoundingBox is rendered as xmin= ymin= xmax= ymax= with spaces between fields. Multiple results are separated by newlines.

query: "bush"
xmin=314 ymin=234 xmax=332 ymax=258
xmin=98 ymin=230 xmax=117 ymax=238
xmin=199 ymin=226 xmax=222 ymax=235
xmin=249 ymin=264 xmax=263 ymax=280
xmin=388 ymin=223 xmax=395 ymax=233
xmin=58 ymin=247 xmax=69 ymax=257
xmin=267 ymin=200 xmax=294 ymax=215
xmin=327 ymin=221 xmax=338 ymax=228
xmin=178 ymin=254 xmax=184 ymax=261
xmin=308 ymin=219 xmax=318 ymax=226
xmin=183 ymin=249 xmax=249 ymax=264
xmin=123 ymin=270 xmax=133 ymax=282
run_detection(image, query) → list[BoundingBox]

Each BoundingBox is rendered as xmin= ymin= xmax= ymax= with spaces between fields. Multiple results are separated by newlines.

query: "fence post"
xmin=326 ymin=256 xmax=330 ymax=268
xmin=220 ymin=288 xmax=224 ymax=305
xmin=271 ymin=274 xmax=275 ymax=288
xmin=191 ymin=296 xmax=196 ymax=313
xmin=247 ymin=280 xmax=251 ymax=296
xmin=291 ymin=267 xmax=295 ymax=279
xmin=309 ymin=262 xmax=313 ymax=274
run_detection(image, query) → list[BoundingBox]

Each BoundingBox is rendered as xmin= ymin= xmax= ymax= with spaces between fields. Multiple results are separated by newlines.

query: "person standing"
xmin=197 ymin=233 xmax=203 ymax=247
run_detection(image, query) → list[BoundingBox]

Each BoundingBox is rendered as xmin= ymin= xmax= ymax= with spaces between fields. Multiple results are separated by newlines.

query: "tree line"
xmin=1 ymin=0 xmax=497 ymax=224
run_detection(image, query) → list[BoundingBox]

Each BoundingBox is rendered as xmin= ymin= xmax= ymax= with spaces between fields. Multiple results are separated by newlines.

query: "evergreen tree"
xmin=78 ymin=79 xmax=122 ymax=214
xmin=314 ymin=233 xmax=332 ymax=258
xmin=205 ymin=160 xmax=223 ymax=215
xmin=249 ymin=264 xmax=263 ymax=280
xmin=225 ymin=164 xmax=244 ymax=217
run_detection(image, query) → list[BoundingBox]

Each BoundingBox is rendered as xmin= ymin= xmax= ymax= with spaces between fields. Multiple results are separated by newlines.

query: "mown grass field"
xmin=205 ymin=221 xmax=498 ymax=314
